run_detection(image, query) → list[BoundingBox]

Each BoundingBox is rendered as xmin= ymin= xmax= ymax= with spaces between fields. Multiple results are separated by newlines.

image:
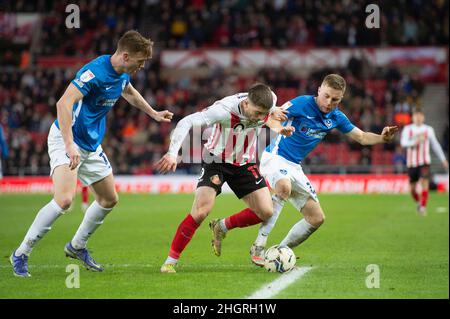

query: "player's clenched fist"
xmin=271 ymin=107 xmax=289 ymax=122
xmin=279 ymin=126 xmax=295 ymax=137
xmin=381 ymin=126 xmax=399 ymax=142
xmin=66 ymin=143 xmax=81 ymax=170
xmin=155 ymin=153 xmax=177 ymax=174
xmin=152 ymin=110 xmax=174 ymax=122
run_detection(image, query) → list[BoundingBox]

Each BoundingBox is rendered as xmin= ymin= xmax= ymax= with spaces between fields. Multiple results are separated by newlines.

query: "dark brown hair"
xmin=248 ymin=83 xmax=273 ymax=110
xmin=412 ymin=106 xmax=423 ymax=114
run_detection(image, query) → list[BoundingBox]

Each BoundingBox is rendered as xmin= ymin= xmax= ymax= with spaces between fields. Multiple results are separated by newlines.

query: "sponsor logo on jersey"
xmin=281 ymin=101 xmax=293 ymax=110
xmin=74 ymin=78 xmax=84 ymax=88
xmin=280 ymin=169 xmax=288 ymax=175
xmin=300 ymin=126 xmax=327 ymax=139
xmin=97 ymin=98 xmax=118 ymax=107
xmin=80 ymin=69 xmax=95 ymax=83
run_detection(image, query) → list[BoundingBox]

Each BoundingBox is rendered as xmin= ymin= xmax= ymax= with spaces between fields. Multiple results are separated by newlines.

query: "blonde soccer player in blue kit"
xmin=10 ymin=30 xmax=173 ymax=277
xmin=212 ymin=74 xmax=398 ymax=266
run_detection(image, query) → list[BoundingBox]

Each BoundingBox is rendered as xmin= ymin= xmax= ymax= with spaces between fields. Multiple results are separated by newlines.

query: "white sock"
xmin=254 ymin=194 xmax=285 ymax=247
xmin=165 ymin=256 xmax=178 ymax=265
xmin=16 ymin=199 xmax=65 ymax=256
xmin=71 ymin=201 xmax=112 ymax=250
xmin=280 ymin=218 xmax=317 ymax=248
xmin=219 ymin=219 xmax=228 ymax=233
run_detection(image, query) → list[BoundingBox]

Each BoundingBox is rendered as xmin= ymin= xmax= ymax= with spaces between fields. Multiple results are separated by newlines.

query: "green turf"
xmin=0 ymin=193 xmax=448 ymax=299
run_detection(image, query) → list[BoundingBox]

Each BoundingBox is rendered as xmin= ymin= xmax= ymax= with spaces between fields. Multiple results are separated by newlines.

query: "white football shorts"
xmin=259 ymin=151 xmax=318 ymax=211
xmin=47 ymin=123 xmax=112 ymax=186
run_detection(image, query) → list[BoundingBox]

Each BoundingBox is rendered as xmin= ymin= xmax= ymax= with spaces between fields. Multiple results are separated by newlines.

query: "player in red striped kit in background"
xmin=400 ymin=107 xmax=448 ymax=215
xmin=66 ymin=186 xmax=90 ymax=213
xmin=81 ymin=186 xmax=89 ymax=213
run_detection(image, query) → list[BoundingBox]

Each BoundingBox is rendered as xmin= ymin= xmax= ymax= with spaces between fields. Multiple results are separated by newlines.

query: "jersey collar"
xmin=106 ymin=55 xmax=121 ymax=77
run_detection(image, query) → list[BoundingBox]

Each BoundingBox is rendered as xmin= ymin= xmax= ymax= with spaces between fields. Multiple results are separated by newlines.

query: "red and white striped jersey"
xmin=203 ymin=93 xmax=276 ymax=165
xmin=400 ymin=123 xmax=447 ymax=168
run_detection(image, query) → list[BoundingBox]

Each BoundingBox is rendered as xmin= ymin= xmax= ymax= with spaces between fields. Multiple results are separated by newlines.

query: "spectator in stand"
xmin=0 ymin=124 xmax=9 ymax=178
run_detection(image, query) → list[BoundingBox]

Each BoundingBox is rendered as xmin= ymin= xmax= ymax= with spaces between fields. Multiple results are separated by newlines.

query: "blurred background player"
xmin=156 ymin=83 xmax=294 ymax=273
xmin=9 ymin=30 xmax=173 ymax=277
xmin=236 ymin=74 xmax=398 ymax=266
xmin=0 ymin=123 xmax=9 ymax=179
xmin=81 ymin=186 xmax=89 ymax=213
xmin=66 ymin=186 xmax=89 ymax=213
xmin=400 ymin=106 xmax=448 ymax=216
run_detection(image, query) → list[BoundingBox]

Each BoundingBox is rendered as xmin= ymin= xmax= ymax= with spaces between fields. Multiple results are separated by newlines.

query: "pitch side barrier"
xmin=0 ymin=174 xmax=448 ymax=194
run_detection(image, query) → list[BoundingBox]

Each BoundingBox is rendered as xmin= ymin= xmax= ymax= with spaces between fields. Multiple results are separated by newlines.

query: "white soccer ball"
xmin=263 ymin=245 xmax=296 ymax=273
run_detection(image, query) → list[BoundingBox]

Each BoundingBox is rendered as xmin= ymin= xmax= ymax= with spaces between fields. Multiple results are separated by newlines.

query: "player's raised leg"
xmin=210 ymin=187 xmax=273 ymax=257
xmin=279 ymin=197 xmax=325 ymax=248
xmin=161 ymin=186 xmax=217 ymax=273
xmin=250 ymin=178 xmax=291 ymax=265
xmin=11 ymin=164 xmax=77 ymax=277
xmin=66 ymin=173 xmax=118 ymax=272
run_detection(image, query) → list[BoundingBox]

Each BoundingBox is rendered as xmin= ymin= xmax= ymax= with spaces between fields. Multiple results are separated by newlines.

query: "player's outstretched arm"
xmin=155 ymin=111 xmax=210 ymax=174
xmin=121 ymin=83 xmax=173 ymax=122
xmin=57 ymin=83 xmax=84 ymax=170
xmin=428 ymin=127 xmax=449 ymax=171
xmin=346 ymin=126 xmax=398 ymax=145
xmin=155 ymin=154 xmax=177 ymax=174
xmin=266 ymin=114 xmax=295 ymax=137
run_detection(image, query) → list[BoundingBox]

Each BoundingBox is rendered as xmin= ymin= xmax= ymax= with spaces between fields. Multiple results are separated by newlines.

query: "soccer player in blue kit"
xmin=230 ymin=74 xmax=399 ymax=266
xmin=10 ymin=30 xmax=173 ymax=277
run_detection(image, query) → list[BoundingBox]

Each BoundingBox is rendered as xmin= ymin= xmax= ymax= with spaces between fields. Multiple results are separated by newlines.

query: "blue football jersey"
xmin=55 ymin=55 xmax=130 ymax=152
xmin=266 ymin=95 xmax=355 ymax=164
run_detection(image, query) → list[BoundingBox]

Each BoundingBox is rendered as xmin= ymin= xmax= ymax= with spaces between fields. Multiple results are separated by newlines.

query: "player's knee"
xmin=257 ymin=207 xmax=273 ymax=221
xmin=192 ymin=206 xmax=211 ymax=223
xmin=309 ymin=212 xmax=325 ymax=228
xmin=276 ymin=184 xmax=291 ymax=200
xmin=98 ymin=193 xmax=119 ymax=209
xmin=55 ymin=196 xmax=73 ymax=211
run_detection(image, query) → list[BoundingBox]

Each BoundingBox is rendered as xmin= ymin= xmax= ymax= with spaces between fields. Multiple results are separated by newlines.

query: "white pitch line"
xmin=247 ymin=266 xmax=313 ymax=299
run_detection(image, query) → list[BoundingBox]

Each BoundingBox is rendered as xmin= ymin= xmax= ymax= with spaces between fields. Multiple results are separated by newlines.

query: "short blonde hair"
xmin=322 ymin=74 xmax=346 ymax=92
xmin=117 ymin=30 xmax=153 ymax=58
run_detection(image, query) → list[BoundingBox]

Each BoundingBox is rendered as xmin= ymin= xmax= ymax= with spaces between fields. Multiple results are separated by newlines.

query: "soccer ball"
xmin=263 ymin=245 xmax=296 ymax=273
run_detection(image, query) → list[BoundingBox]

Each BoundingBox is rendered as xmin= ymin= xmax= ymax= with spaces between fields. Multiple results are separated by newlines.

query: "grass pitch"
xmin=0 ymin=192 xmax=448 ymax=299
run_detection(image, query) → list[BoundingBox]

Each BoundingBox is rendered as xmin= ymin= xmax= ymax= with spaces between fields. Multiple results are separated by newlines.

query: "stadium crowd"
xmin=0 ymin=53 xmax=430 ymax=176
xmin=3 ymin=0 xmax=448 ymax=54
xmin=0 ymin=0 xmax=448 ymax=176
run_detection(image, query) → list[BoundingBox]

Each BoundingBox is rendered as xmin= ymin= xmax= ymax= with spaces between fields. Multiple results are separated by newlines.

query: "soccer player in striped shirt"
xmin=156 ymin=83 xmax=294 ymax=273
xmin=400 ymin=106 xmax=448 ymax=215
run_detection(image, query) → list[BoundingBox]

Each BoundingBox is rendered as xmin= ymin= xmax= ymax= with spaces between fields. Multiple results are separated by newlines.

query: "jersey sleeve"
xmin=200 ymin=99 xmax=232 ymax=126
xmin=335 ymin=110 xmax=355 ymax=134
xmin=400 ymin=126 xmax=415 ymax=148
xmin=428 ymin=127 xmax=447 ymax=162
xmin=282 ymin=96 xmax=303 ymax=117
xmin=71 ymin=66 xmax=99 ymax=96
